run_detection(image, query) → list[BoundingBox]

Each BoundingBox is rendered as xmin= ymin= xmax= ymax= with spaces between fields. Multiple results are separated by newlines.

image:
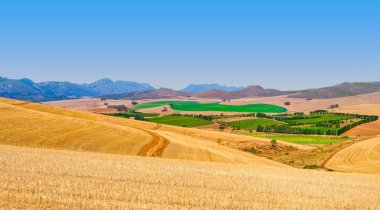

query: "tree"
xmin=134 ymin=114 xmax=145 ymax=121
xmin=271 ymin=139 xmax=278 ymax=148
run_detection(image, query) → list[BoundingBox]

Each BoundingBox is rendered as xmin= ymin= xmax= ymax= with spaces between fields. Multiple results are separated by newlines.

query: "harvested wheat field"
xmin=1 ymin=144 xmax=380 ymax=209
xmin=337 ymin=104 xmax=380 ymax=137
xmin=325 ymin=136 xmax=380 ymax=174
xmin=0 ymin=97 xmax=289 ymax=164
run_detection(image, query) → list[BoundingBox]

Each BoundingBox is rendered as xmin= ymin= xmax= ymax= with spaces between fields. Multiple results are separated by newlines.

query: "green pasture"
xmin=147 ymin=115 xmax=212 ymax=127
xmin=134 ymin=100 xmax=287 ymax=113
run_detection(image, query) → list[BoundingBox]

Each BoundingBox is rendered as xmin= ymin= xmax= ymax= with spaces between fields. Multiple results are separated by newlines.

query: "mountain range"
xmin=1 ymin=76 xmax=380 ymax=101
xmin=0 ymin=77 xmax=154 ymax=102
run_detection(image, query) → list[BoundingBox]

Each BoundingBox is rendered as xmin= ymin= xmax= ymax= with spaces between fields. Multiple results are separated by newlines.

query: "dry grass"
xmin=325 ymin=136 xmax=380 ymax=174
xmin=0 ymin=99 xmax=153 ymax=155
xmin=1 ymin=144 xmax=380 ymax=209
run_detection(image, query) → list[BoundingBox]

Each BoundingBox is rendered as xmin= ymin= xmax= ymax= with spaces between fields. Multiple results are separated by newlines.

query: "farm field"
xmin=1 ymin=144 xmax=380 ymax=209
xmin=226 ymin=118 xmax=285 ymax=130
xmin=0 ymin=97 xmax=286 ymax=164
xmin=325 ymin=136 xmax=380 ymax=174
xmin=255 ymin=111 xmax=377 ymax=136
xmin=245 ymin=133 xmax=348 ymax=145
xmin=147 ymin=115 xmax=212 ymax=127
xmin=134 ymin=100 xmax=287 ymax=113
xmin=282 ymin=114 xmax=355 ymax=124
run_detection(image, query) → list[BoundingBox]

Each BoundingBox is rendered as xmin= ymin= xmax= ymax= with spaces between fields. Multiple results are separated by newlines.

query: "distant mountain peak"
xmin=182 ymin=83 xmax=244 ymax=93
xmin=93 ymin=78 xmax=113 ymax=84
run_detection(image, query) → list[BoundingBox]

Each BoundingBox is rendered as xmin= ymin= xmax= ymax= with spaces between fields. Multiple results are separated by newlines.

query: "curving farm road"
xmin=325 ymin=136 xmax=380 ymax=174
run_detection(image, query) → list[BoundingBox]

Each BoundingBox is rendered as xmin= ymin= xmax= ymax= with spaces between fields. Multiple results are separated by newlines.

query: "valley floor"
xmin=1 ymin=144 xmax=380 ymax=209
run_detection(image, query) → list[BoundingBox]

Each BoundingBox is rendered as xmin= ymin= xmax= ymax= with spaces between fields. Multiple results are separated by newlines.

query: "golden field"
xmin=1 ymin=144 xmax=380 ymax=209
xmin=2 ymin=97 xmax=380 ymax=209
xmin=325 ymin=136 xmax=380 ymax=174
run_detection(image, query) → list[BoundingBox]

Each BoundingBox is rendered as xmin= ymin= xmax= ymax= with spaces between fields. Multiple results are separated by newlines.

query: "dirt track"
xmin=324 ymin=136 xmax=380 ymax=174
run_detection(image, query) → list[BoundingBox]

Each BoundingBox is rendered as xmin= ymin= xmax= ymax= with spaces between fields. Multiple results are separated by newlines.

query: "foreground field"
xmin=134 ymin=100 xmax=287 ymax=113
xmin=325 ymin=136 xmax=380 ymax=174
xmin=1 ymin=144 xmax=380 ymax=209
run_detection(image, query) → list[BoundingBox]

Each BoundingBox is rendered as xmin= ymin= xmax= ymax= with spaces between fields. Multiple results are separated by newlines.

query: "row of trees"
xmin=256 ymin=125 xmax=340 ymax=135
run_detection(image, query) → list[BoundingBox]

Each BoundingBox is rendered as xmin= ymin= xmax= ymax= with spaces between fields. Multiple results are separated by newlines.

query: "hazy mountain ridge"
xmin=182 ymin=83 xmax=244 ymax=93
xmin=84 ymin=78 xmax=155 ymax=95
xmin=289 ymin=82 xmax=380 ymax=99
xmin=0 ymin=77 xmax=155 ymax=102
xmin=102 ymin=88 xmax=191 ymax=100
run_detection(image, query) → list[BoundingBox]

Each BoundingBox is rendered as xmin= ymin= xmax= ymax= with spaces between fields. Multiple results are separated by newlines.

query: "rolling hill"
xmin=0 ymin=97 xmax=285 ymax=164
xmin=195 ymin=85 xmax=293 ymax=99
xmin=325 ymin=136 xmax=380 ymax=174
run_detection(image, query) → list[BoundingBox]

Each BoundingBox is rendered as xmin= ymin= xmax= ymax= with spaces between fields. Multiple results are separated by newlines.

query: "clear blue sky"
xmin=0 ymin=0 xmax=379 ymax=90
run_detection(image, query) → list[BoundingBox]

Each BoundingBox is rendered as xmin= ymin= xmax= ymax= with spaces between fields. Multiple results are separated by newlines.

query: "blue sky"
xmin=0 ymin=0 xmax=379 ymax=90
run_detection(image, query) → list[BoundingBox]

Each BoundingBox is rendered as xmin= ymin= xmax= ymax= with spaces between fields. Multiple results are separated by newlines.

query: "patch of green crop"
xmin=227 ymin=118 xmax=285 ymax=130
xmin=134 ymin=101 xmax=287 ymax=113
xmin=147 ymin=116 xmax=212 ymax=127
xmin=243 ymin=132 xmax=348 ymax=145
xmin=283 ymin=114 xmax=354 ymax=125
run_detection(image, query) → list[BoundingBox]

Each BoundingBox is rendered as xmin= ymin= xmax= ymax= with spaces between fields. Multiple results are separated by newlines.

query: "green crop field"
xmin=227 ymin=118 xmax=285 ymax=130
xmin=244 ymin=132 xmax=348 ymax=145
xmin=266 ymin=135 xmax=347 ymax=145
xmin=147 ymin=115 xmax=213 ymax=127
xmin=283 ymin=114 xmax=355 ymax=125
xmin=134 ymin=101 xmax=287 ymax=113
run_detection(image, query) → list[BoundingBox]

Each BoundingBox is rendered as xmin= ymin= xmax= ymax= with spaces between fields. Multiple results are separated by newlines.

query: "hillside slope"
xmin=324 ymin=136 xmax=380 ymax=174
xmin=195 ymin=86 xmax=293 ymax=99
xmin=0 ymin=97 xmax=284 ymax=165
